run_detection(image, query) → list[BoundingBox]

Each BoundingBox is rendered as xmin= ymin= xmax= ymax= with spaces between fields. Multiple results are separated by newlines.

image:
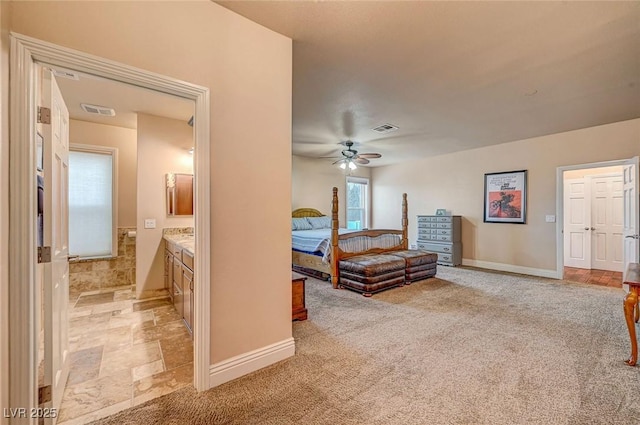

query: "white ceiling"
xmin=217 ymin=1 xmax=640 ymax=166
xmin=49 ymin=66 xmax=194 ymax=129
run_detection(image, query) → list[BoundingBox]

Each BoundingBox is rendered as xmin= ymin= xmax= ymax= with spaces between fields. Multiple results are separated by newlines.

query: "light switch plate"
xmin=144 ymin=219 xmax=156 ymax=229
xmin=545 ymin=215 xmax=556 ymax=223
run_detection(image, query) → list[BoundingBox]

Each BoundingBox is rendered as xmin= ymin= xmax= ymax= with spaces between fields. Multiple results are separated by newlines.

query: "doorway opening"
xmin=556 ymin=157 xmax=639 ymax=285
xmin=47 ymin=66 xmax=197 ymax=423
xmin=9 ymin=33 xmax=211 ymax=423
xmin=562 ymin=165 xmax=624 ymax=286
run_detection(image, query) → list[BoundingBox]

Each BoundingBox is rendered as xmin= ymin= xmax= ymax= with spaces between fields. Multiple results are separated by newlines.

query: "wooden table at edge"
xmin=292 ymin=271 xmax=308 ymax=321
xmin=623 ymin=263 xmax=640 ymax=366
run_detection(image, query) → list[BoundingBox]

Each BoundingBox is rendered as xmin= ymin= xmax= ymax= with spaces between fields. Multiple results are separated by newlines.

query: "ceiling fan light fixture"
xmin=332 ymin=140 xmax=380 ymax=170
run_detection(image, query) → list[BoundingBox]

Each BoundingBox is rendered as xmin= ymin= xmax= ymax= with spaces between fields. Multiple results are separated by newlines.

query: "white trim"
xmin=69 ymin=143 xmax=118 ymax=259
xmin=9 ymin=31 xmax=38 ymax=423
xmin=209 ymin=338 xmax=296 ymax=388
xmin=193 ymin=78 xmax=211 ymax=394
xmin=461 ymin=258 xmax=558 ymax=279
xmin=556 ymin=158 xmax=638 ymax=281
xmin=9 ymin=33 xmax=212 ymax=422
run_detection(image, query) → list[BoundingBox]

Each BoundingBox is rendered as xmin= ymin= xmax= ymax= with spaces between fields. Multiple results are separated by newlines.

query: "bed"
xmin=292 ymin=187 xmax=408 ymax=288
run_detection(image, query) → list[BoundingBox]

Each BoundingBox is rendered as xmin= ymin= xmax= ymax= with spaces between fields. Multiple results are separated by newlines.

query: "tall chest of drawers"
xmin=416 ymin=215 xmax=462 ymax=266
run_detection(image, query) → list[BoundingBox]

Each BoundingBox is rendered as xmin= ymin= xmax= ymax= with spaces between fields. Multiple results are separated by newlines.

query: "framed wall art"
xmin=483 ymin=170 xmax=527 ymax=224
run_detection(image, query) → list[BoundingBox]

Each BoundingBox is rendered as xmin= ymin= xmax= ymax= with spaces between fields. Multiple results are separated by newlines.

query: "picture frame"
xmin=435 ymin=209 xmax=447 ymax=216
xmin=483 ymin=170 xmax=527 ymax=224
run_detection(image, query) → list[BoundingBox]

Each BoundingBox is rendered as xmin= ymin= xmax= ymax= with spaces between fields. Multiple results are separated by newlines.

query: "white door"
xmin=564 ymin=178 xmax=591 ymax=269
xmin=41 ymin=67 xmax=70 ymax=422
xmin=623 ymin=157 xmax=640 ymax=280
xmin=591 ymin=176 xmax=624 ymax=272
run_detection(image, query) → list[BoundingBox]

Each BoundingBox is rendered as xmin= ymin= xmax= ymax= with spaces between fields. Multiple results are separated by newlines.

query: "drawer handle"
xmin=443 ymin=248 xmax=450 ymax=252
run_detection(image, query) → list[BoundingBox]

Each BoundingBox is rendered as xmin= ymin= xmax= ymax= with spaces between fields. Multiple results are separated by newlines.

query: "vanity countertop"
xmin=164 ymin=233 xmax=194 ymax=256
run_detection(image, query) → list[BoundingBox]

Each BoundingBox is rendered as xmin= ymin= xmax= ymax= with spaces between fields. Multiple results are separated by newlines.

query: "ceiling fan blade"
xmin=332 ymin=158 xmax=346 ymax=165
xmin=354 ymin=157 xmax=370 ymax=165
xmin=357 ymin=153 xmax=382 ymax=159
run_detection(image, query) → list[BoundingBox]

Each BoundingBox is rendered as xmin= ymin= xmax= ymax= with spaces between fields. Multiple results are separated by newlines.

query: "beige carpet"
xmin=91 ymin=266 xmax=640 ymax=424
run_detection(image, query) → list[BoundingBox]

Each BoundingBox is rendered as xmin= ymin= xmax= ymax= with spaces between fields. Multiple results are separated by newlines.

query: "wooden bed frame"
xmin=292 ymin=187 xmax=408 ymax=288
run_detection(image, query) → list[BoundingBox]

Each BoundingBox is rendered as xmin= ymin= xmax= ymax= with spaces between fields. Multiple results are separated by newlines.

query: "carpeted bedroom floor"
xmin=90 ymin=266 xmax=640 ymax=424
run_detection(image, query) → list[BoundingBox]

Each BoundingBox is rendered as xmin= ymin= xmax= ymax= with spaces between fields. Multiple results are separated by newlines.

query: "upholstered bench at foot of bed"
xmin=338 ymin=254 xmax=406 ymax=296
xmin=387 ymin=250 xmax=438 ymax=283
xmin=406 ymin=262 xmax=437 ymax=283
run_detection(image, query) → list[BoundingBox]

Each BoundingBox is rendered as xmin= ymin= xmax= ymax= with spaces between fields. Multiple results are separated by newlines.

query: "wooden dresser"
xmin=292 ymin=271 xmax=308 ymax=321
xmin=416 ymin=215 xmax=462 ymax=266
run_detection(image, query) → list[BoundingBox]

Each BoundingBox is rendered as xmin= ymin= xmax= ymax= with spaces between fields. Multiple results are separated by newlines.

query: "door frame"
xmin=556 ymin=158 xmax=638 ymax=279
xmin=9 ymin=32 xmax=211 ymax=420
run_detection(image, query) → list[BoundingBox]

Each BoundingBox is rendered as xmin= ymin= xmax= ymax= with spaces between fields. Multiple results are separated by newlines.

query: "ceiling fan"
xmin=331 ymin=141 xmax=382 ymax=170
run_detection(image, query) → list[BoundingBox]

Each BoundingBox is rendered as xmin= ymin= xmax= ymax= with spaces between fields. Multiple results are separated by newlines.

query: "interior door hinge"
xmin=38 ymin=106 xmax=51 ymax=124
xmin=38 ymin=385 xmax=52 ymax=405
xmin=38 ymin=246 xmax=51 ymax=264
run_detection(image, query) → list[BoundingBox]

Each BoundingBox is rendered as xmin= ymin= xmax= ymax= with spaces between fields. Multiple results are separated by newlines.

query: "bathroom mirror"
xmin=166 ymin=173 xmax=194 ymax=216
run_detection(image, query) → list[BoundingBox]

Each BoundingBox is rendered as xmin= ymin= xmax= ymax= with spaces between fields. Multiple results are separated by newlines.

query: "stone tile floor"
xmin=563 ymin=266 xmax=623 ymax=288
xmin=58 ymin=286 xmax=193 ymax=425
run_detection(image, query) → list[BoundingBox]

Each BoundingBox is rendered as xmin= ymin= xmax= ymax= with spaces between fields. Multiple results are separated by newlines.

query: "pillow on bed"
xmin=292 ymin=217 xmax=313 ymax=231
xmin=307 ymin=216 xmax=332 ymax=230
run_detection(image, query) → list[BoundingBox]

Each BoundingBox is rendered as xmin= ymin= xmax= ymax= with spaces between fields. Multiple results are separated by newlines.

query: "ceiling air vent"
xmin=372 ymin=123 xmax=399 ymax=134
xmin=80 ymin=103 xmax=116 ymax=117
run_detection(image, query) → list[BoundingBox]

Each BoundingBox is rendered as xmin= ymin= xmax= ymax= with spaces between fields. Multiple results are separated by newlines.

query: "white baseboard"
xmin=209 ymin=337 xmax=295 ymax=388
xmin=461 ymin=259 xmax=560 ymax=279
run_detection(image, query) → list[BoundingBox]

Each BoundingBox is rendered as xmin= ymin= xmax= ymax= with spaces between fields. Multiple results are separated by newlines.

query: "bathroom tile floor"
xmin=58 ymin=286 xmax=193 ymax=425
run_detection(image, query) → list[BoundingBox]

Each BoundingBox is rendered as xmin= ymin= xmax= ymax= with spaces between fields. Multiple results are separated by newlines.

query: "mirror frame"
xmin=166 ymin=172 xmax=194 ymax=216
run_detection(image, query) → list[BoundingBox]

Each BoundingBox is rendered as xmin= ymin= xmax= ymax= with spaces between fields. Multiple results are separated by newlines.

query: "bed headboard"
xmin=292 ymin=208 xmax=324 ymax=218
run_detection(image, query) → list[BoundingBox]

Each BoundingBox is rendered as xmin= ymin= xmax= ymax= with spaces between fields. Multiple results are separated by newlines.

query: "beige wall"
xmin=69 ymin=119 xmax=138 ymax=227
xmin=9 ymin=1 xmax=292 ymax=366
xmin=136 ymin=113 xmax=194 ymax=299
xmin=372 ymin=118 xmax=640 ymax=273
xmin=0 ymin=1 xmax=9 ymax=421
xmin=292 ymin=155 xmax=371 ymax=224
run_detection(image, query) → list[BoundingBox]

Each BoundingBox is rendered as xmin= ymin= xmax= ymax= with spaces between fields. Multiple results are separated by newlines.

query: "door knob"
xmin=590 ymin=227 xmax=596 ymax=231
xmin=584 ymin=227 xmax=589 ymax=230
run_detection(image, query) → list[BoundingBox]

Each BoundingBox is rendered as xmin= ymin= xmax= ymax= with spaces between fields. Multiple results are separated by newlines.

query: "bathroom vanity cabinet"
xmin=164 ymin=236 xmax=194 ymax=336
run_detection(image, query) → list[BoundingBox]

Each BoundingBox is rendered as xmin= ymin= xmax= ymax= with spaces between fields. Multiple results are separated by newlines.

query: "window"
xmin=346 ymin=176 xmax=369 ymax=230
xmin=68 ymin=145 xmax=118 ymax=259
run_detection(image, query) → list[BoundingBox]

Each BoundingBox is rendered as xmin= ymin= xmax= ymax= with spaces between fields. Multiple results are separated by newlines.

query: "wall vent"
xmin=372 ymin=123 xmax=399 ymax=134
xmin=80 ymin=103 xmax=116 ymax=117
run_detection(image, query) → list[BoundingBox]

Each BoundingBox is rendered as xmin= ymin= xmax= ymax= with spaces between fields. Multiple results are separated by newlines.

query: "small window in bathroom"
xmin=68 ymin=144 xmax=118 ymax=259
